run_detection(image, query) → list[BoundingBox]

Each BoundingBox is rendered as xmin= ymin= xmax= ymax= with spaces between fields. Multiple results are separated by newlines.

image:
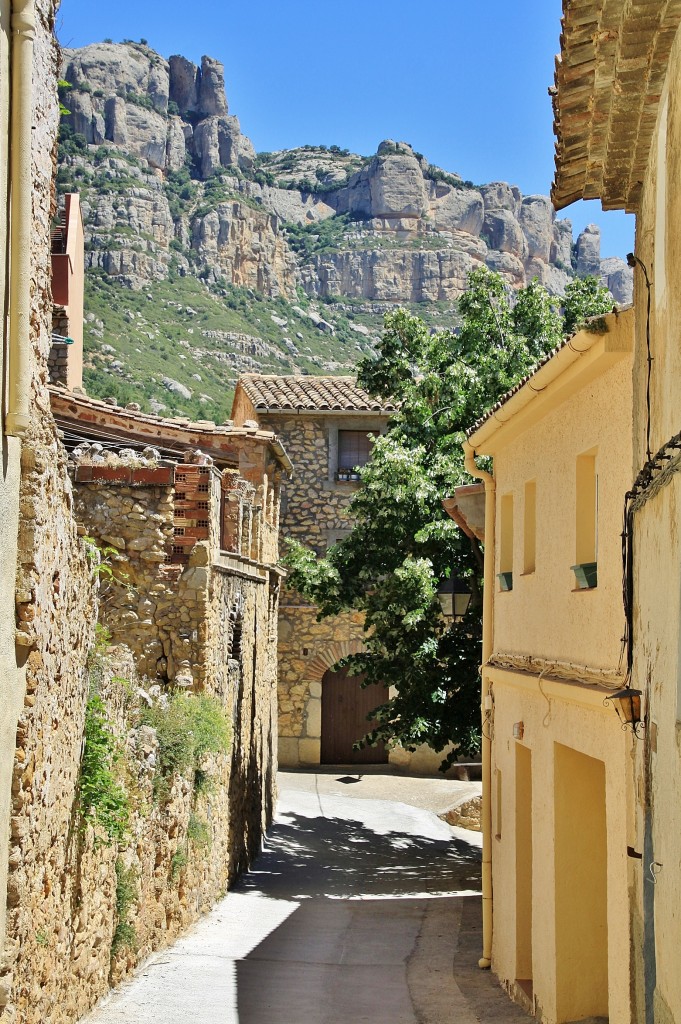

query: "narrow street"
xmin=83 ymin=771 xmax=528 ymax=1024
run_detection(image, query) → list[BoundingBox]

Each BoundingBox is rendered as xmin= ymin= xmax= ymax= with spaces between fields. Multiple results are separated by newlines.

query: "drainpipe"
xmin=5 ymin=0 xmax=35 ymax=438
xmin=463 ymin=440 xmax=495 ymax=969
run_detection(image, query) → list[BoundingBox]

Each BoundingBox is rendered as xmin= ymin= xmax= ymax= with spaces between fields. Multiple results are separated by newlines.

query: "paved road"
xmin=84 ymin=770 xmax=527 ymax=1024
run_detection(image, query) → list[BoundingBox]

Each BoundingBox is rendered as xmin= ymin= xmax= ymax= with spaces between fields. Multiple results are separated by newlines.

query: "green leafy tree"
xmin=285 ymin=270 xmax=613 ymax=768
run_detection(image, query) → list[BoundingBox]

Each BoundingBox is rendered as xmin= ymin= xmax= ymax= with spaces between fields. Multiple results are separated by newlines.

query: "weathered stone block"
xmin=298 ymin=738 xmax=321 ymax=765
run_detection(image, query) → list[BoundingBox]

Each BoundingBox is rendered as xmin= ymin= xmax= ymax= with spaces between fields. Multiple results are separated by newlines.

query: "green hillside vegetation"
xmin=81 ymin=272 xmax=387 ymax=420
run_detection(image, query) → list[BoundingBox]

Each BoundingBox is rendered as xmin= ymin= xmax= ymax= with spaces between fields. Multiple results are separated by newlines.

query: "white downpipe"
xmin=463 ymin=440 xmax=495 ymax=969
xmin=6 ymin=0 xmax=35 ymax=437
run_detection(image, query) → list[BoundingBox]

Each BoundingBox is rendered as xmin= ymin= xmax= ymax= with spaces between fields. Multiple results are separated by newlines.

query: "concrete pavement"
xmin=83 ymin=770 xmax=527 ymax=1024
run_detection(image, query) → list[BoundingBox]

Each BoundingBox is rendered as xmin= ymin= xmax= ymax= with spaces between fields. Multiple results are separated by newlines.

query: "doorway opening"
xmin=515 ymin=743 xmax=533 ymax=1000
xmin=554 ymin=744 xmax=608 ymax=1022
xmin=320 ymin=666 xmax=388 ymax=765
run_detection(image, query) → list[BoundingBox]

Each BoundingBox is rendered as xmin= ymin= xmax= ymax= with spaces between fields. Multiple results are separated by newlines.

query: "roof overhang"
xmin=551 ymin=1 xmax=681 ymax=212
xmin=49 ymin=387 xmax=293 ymax=474
xmin=442 ymin=483 xmax=486 ymax=542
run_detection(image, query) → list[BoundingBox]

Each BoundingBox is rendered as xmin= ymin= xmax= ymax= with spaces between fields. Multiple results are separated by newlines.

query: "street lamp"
xmin=604 ymin=687 xmax=644 ymax=737
xmin=437 ymin=576 xmax=472 ymax=620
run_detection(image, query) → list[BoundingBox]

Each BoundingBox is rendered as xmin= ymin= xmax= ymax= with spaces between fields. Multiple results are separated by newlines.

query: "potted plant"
xmin=571 ymin=562 xmax=598 ymax=589
xmin=497 ymin=571 xmax=513 ymax=591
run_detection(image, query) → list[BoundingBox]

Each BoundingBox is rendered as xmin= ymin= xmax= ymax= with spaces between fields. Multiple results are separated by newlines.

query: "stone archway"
xmin=305 ymin=638 xmax=365 ymax=684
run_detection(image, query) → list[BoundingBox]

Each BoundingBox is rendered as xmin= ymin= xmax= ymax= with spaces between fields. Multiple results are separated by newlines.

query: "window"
xmin=499 ymin=493 xmax=514 ymax=590
xmin=336 ymin=430 xmax=378 ymax=479
xmin=523 ymin=481 xmax=536 ymax=575
xmin=574 ymin=449 xmax=598 ymax=589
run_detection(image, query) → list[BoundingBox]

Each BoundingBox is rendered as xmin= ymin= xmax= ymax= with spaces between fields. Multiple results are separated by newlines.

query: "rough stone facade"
xmin=1 ymin=432 xmax=282 ymax=1023
xmin=233 ymin=379 xmax=461 ymax=773
xmin=0 ymin=10 xmax=283 ymax=1020
xmin=241 ymin=406 xmax=386 ymax=766
xmin=0 ymin=0 xmax=101 ymax=1017
xmin=277 ymin=604 xmax=366 ymax=766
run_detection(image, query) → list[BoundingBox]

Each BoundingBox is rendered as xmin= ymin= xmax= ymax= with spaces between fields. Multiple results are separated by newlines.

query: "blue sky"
xmin=56 ymin=0 xmax=635 ymax=260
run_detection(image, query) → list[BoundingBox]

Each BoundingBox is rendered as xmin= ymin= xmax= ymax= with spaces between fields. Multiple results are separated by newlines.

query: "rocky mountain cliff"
xmin=57 ymin=41 xmax=632 ymax=420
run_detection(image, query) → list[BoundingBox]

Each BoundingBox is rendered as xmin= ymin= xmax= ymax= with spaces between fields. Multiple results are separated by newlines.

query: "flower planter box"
xmin=497 ymin=571 xmax=513 ymax=592
xmin=571 ymin=562 xmax=598 ymax=589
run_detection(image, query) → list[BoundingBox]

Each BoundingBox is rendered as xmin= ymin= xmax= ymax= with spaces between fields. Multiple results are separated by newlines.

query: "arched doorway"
xmin=320 ymin=666 xmax=388 ymax=765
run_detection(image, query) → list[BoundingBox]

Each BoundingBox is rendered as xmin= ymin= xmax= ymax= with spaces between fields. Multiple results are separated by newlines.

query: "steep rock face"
xmin=302 ymin=248 xmax=477 ymax=303
xmin=59 ymin=44 xmax=633 ymax=313
xmin=62 ymin=43 xmax=253 ymax=176
xmin=600 ymin=256 xmax=634 ymax=305
xmin=575 ymin=223 xmax=602 ymax=277
xmin=190 ymin=203 xmax=298 ymax=294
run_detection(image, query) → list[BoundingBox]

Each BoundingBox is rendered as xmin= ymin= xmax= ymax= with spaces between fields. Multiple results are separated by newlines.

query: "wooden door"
xmin=320 ymin=666 xmax=388 ymax=764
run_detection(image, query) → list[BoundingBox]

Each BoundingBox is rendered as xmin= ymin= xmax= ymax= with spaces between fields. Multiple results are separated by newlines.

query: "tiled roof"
xmin=552 ymin=0 xmax=681 ymax=212
xmin=48 ymin=385 xmax=292 ymax=472
xmin=236 ymin=375 xmax=397 ymax=413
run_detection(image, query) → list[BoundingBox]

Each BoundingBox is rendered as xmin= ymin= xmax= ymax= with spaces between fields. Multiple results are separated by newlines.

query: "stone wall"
xmin=256 ymin=411 xmax=379 ymax=766
xmin=1 ymin=444 xmax=280 ymax=1022
xmin=277 ymin=604 xmax=366 ymax=766
xmin=0 ymin=0 xmax=101 ymax=1017
xmin=258 ymin=409 xmax=455 ymax=773
xmin=71 ymin=452 xmax=279 ymax=874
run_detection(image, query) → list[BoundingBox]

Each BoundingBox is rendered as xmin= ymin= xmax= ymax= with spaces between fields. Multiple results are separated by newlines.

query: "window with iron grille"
xmin=337 ymin=430 xmax=378 ymax=472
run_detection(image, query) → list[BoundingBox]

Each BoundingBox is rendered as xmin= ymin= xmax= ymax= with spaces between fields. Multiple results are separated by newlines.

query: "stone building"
xmin=232 ymin=375 xmax=392 ymax=767
xmin=455 ymin=309 xmax=635 ymax=1023
xmin=232 ymin=374 xmax=454 ymax=772
xmin=551 ymin=5 xmax=681 ymax=1023
xmin=2 ymin=383 xmax=290 ymax=1023
xmin=61 ymin=392 xmax=289 ymax=874
xmin=0 ymin=0 xmax=98 ymax=1016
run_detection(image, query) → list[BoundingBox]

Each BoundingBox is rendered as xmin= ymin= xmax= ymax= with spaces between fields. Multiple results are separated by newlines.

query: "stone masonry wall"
xmin=3 ymin=451 xmax=280 ymax=1023
xmin=277 ymin=604 xmax=366 ymax=766
xmin=259 ymin=410 xmax=451 ymax=773
xmin=258 ymin=412 xmax=380 ymax=766
xmin=72 ymin=456 xmax=279 ymax=889
xmin=1 ymin=1 xmax=100 ymax=1018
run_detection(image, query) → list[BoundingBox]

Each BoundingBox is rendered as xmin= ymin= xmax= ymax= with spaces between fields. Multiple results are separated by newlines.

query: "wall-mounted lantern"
xmin=437 ymin=576 xmax=472 ymax=620
xmin=604 ymin=687 xmax=644 ymax=737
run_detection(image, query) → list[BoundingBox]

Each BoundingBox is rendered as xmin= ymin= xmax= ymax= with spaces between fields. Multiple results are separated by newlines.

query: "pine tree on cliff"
xmin=284 ymin=270 xmax=614 ymax=767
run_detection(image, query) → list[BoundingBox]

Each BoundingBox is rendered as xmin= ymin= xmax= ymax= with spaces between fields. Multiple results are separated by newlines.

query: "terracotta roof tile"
xmin=48 ymin=385 xmax=292 ymax=472
xmin=552 ymin=0 xmax=681 ymax=212
xmin=236 ymin=375 xmax=397 ymax=414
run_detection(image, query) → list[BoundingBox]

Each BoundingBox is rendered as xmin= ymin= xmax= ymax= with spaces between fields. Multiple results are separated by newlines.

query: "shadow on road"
xmin=236 ymin=810 xmax=481 ymax=901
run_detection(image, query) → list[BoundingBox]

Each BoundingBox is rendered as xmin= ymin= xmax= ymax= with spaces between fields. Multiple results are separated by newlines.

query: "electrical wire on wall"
xmin=627 ymin=253 xmax=653 ymax=461
xmin=620 ymin=253 xmax=655 ymax=683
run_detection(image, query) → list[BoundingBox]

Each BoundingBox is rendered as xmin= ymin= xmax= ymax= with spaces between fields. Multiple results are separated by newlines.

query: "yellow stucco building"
xmin=458 ymin=308 xmax=635 ymax=1023
xmin=552 ymin=4 xmax=681 ymax=1022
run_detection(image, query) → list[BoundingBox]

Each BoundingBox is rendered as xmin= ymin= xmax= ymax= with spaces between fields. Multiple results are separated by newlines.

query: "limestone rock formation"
xmin=56 ymin=40 xmax=634 ymax=413
xmin=61 ymin=42 xmax=254 ymax=175
xmin=575 ymin=223 xmax=602 ymax=277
